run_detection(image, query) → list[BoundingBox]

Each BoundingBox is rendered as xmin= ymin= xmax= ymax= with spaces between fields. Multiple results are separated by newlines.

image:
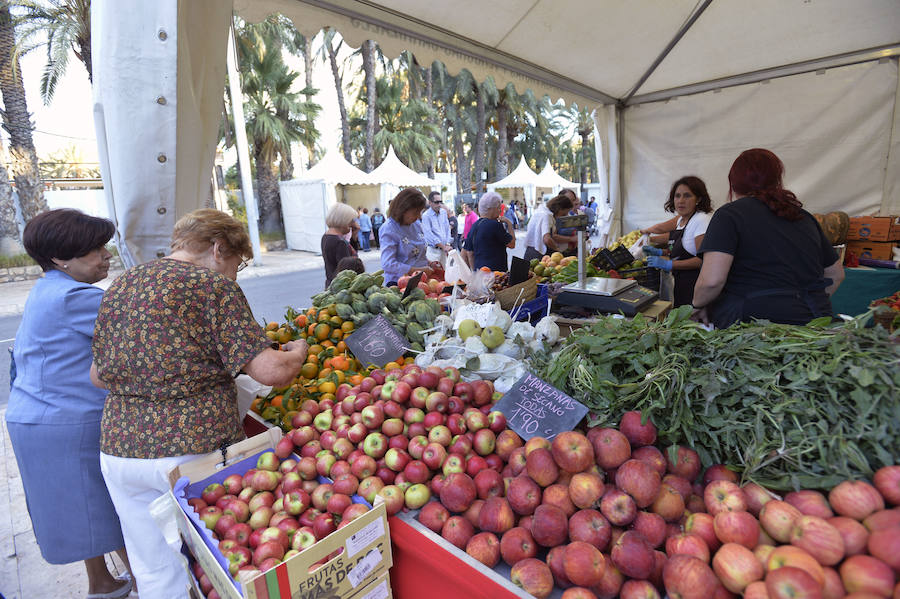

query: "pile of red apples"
xmin=413 ymin=411 xmax=900 ymax=599
xmin=185 ymin=448 xmax=371 ymax=596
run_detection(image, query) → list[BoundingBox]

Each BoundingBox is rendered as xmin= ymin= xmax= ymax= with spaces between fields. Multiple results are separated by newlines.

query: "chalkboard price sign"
xmin=345 ymin=314 xmax=409 ymax=368
xmin=493 ymin=371 xmax=589 ymax=441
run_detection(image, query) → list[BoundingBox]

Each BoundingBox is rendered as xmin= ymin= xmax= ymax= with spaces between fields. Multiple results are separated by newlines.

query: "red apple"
xmin=867 ymin=524 xmax=900 ymax=570
xmin=202 ymin=483 xmax=226 ymax=505
xmin=590 ymin=427 xmax=631 ymax=470
xmin=568 ymin=508 xmax=611 ymax=551
xmin=789 ymin=515 xmax=845 ymax=566
xmin=840 ymin=554 xmax=895 ymax=596
xmin=665 ymin=445 xmax=702 ymax=482
xmin=439 ymin=472 xmax=477 ymax=513
xmin=619 ymin=579 xmax=662 ymax=599
xmin=563 ymin=540 xmax=606 ymax=588
xmin=252 ymin=540 xmax=284 ymax=566
xmin=760 ymin=499 xmax=803 ymax=543
xmin=526 ymin=448 xmax=559 ymax=488
xmin=619 ymin=411 xmax=657 ymax=447
xmin=784 ymin=490 xmax=833 ymax=519
xmin=663 ymin=554 xmax=720 ymax=599
xmin=684 ymin=512 xmax=721 ymax=553
xmin=742 ymin=482 xmax=777 ymax=517
xmin=714 ymin=510 xmax=760 ymax=549
xmin=474 ymin=468 xmax=504 ymax=500
xmin=531 ymin=504 xmax=568 ymax=547
xmin=666 ymin=532 xmax=710 ymax=562
xmin=632 ymin=510 xmax=666 ymax=549
xmin=768 ymin=546 xmax=825 ymax=587
xmin=466 ymin=531 xmax=501 ymax=568
xmin=510 ymin=558 xmax=554 ymax=599
xmin=651 ymin=483 xmax=686 ymax=522
xmin=704 ymin=480 xmax=748 ymax=516
xmin=542 ymin=483 xmax=576 ymax=517
xmin=713 ymin=542 xmax=764 ymax=594
xmin=765 ymin=566 xmax=822 ymax=599
xmin=418 ymin=501 xmax=450 ymax=533
xmin=616 ymin=459 xmax=661 ymax=508
xmin=632 ymin=446 xmax=667 ymax=478
xmin=827 ymin=515 xmax=869 ymax=556
xmin=507 ymin=475 xmax=542 ymax=516
xmin=441 ymin=515 xmax=475 ymax=549
xmin=500 ymin=526 xmax=537 ymax=566
xmin=600 ymin=488 xmax=637 ymax=527
xmin=550 ymin=431 xmax=595 ymax=474
xmin=569 ymin=472 xmax=605 ymax=510
xmin=873 ymin=465 xmax=900 ymax=506
xmin=376 ymin=485 xmax=404 ymax=516
xmin=478 ymin=496 xmax=515 ymax=535
xmin=863 ymin=508 xmax=900 ymax=531
xmin=828 ymin=480 xmax=884 ymax=521
xmin=702 ymin=464 xmax=739 ymax=486
xmin=611 ymin=530 xmax=655 ymax=579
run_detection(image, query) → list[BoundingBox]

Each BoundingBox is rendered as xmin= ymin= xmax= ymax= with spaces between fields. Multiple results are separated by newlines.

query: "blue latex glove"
xmin=642 ymin=245 xmax=663 ymax=256
xmin=647 ymin=255 xmax=673 ymax=271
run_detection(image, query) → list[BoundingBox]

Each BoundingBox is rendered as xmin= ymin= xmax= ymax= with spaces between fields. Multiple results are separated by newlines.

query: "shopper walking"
xmin=358 ymin=207 xmax=373 ymax=252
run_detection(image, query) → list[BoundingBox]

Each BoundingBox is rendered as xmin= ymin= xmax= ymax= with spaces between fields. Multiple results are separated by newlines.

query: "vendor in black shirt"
xmin=462 ymin=191 xmax=515 ymax=272
xmin=693 ymin=149 xmax=844 ymax=328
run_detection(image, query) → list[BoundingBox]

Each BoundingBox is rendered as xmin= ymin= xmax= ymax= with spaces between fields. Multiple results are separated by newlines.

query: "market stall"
xmin=163 ymin=264 xmax=899 ymax=599
xmin=367 ymin=145 xmax=440 ymax=214
xmin=486 ymin=157 xmax=549 ymax=213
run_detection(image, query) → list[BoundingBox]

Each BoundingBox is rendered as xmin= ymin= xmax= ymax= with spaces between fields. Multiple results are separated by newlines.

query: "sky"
xmin=7 ymin=29 xmax=354 ymax=176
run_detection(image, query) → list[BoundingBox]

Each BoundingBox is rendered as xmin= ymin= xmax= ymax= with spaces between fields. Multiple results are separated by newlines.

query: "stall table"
xmin=831 ymin=267 xmax=900 ymax=316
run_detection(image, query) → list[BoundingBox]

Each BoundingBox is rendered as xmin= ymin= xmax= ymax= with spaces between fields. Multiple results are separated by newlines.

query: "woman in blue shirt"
xmin=379 ymin=188 xmax=441 ymax=286
xmin=6 ymin=209 xmax=133 ymax=599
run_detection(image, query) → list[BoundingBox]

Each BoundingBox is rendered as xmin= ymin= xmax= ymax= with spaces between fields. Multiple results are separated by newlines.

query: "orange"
xmin=330 ymin=329 xmax=343 ymax=341
xmin=300 ymin=363 xmax=318 ymax=379
xmin=318 ymin=381 xmax=336 ymax=394
xmin=319 ymin=392 xmax=335 ymax=403
xmin=250 ymin=396 xmax=264 ymax=414
xmin=318 ymin=309 xmax=331 ymax=322
xmin=282 ymin=411 xmax=297 ymax=430
xmin=322 ymin=357 xmax=333 ymax=369
xmin=333 ymin=370 xmax=345 ymax=384
xmin=277 ymin=329 xmax=292 ymax=344
xmin=385 ymin=361 xmax=400 ymax=371
xmin=307 ymin=324 xmax=317 ymax=336
xmin=270 ymin=395 xmax=284 ymax=409
xmin=318 ymin=367 xmax=333 ymax=379
xmin=314 ymin=323 xmax=331 ymax=341
xmin=348 ymin=374 xmax=363 ymax=386
xmin=320 ymin=340 xmax=334 ymax=348
xmin=294 ymin=314 xmax=308 ymax=328
xmin=336 ymin=341 xmax=348 ymax=353
xmin=396 ymin=356 xmax=405 ymax=366
xmin=265 ymin=321 xmax=279 ymax=331
xmin=331 ymin=356 xmax=350 ymax=371
xmin=341 ymin=321 xmax=354 ymax=333
xmin=308 ymin=344 xmax=323 ymax=356
xmin=326 ymin=306 xmax=337 ymax=317
xmin=329 ymin=315 xmax=343 ymax=326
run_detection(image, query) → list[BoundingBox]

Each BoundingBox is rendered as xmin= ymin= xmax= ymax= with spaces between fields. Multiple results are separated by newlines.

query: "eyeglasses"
xmin=237 ymin=259 xmax=250 ymax=272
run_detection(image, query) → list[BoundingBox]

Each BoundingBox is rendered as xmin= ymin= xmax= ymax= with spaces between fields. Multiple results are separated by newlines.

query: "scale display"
xmin=557 ymin=277 xmax=658 ymax=316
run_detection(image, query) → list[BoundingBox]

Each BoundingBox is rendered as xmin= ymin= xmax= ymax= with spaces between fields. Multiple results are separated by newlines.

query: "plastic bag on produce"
xmin=494 ymin=365 xmax=527 ymax=393
xmin=534 ymin=316 xmax=561 ymax=344
xmin=236 ymin=375 xmax=271 ymax=419
xmin=152 ymin=482 xmax=192 ymax=555
xmin=462 ymin=353 xmax=520 ymax=380
xmin=628 ymin=233 xmax=650 ymax=260
xmin=452 ymin=301 xmax=502 ymax=330
xmin=444 ymin=249 xmax=473 ymax=286
xmin=467 ymin=268 xmax=495 ymax=302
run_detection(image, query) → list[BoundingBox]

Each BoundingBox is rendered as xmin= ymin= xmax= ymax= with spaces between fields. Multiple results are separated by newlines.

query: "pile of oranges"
xmin=251 ymin=304 xmax=409 ymax=430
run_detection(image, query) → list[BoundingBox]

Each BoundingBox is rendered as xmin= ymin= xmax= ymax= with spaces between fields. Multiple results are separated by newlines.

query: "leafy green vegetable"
xmin=532 ymin=306 xmax=900 ymax=491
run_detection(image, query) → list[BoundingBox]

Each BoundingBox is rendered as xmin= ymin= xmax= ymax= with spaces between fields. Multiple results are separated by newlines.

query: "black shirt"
xmin=321 ymin=234 xmax=355 ymax=288
xmin=463 ymin=218 xmax=513 ymax=272
xmin=700 ymin=196 xmax=837 ymax=297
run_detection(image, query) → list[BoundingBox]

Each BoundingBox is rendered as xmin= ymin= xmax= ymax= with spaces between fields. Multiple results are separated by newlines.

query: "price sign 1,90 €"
xmin=492 ymin=371 xmax=589 ymax=441
xmin=344 ymin=314 xmax=409 ymax=368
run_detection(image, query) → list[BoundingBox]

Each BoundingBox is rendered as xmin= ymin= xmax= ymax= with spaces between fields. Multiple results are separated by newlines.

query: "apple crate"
xmin=354 ymin=570 xmax=393 ymax=599
xmin=168 ymin=429 xmax=392 ymax=599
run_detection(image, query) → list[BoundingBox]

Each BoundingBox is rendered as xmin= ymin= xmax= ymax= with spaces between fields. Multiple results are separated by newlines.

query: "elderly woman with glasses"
xmin=462 ymin=191 xmax=515 ymax=271
xmin=90 ymin=209 xmax=309 ymax=599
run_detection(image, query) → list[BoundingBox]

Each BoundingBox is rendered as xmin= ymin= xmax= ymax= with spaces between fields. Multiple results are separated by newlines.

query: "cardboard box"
xmin=354 ymin=570 xmax=392 ymax=599
xmin=847 ymin=216 xmax=900 ymax=242
xmin=168 ymin=429 xmax=392 ymax=599
xmin=846 ymin=240 xmax=898 ymax=261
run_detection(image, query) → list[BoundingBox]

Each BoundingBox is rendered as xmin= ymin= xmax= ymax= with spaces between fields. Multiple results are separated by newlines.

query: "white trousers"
xmin=100 ymin=452 xmax=200 ymax=599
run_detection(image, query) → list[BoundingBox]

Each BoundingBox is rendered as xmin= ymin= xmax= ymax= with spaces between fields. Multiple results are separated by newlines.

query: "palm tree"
xmin=235 ymin=19 xmax=320 ymax=233
xmin=319 ymin=28 xmax=351 ymax=161
xmin=472 ymin=77 xmax=497 ymax=195
xmin=11 ymin=0 xmax=91 ymax=104
xmin=39 ymin=142 xmax=98 ymax=178
xmin=565 ymin=104 xmax=596 ymax=183
xmin=0 ymin=2 xmax=45 ymax=223
xmin=360 ymin=40 xmax=377 ymax=172
xmin=0 ymin=141 xmax=21 ymax=253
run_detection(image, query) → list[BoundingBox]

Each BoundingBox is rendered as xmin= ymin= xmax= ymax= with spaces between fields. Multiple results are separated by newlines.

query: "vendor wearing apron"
xmin=640 ymin=176 xmax=713 ymax=307
xmin=692 ymin=149 xmax=845 ymax=328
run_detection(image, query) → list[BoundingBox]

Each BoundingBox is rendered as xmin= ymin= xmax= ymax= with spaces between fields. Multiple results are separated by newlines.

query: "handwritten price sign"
xmin=345 ymin=314 xmax=409 ymax=368
xmin=493 ymin=371 xmax=589 ymax=441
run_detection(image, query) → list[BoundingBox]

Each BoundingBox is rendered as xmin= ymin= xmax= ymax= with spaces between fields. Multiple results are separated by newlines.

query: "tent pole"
xmin=622 ymin=0 xmax=714 ymax=104
xmin=226 ymin=21 xmax=263 ymax=266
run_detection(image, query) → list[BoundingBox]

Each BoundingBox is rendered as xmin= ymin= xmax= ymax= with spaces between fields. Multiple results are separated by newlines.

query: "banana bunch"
xmin=609 ymin=229 xmax=642 ymax=249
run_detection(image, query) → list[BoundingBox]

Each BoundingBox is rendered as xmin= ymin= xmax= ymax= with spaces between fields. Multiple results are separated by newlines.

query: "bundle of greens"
xmin=534 ymin=306 xmax=900 ymax=491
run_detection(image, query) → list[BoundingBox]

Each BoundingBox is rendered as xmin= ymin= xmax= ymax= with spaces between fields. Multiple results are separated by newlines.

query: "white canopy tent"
xmin=92 ymin=0 xmax=900 ymax=265
xmin=535 ymin=160 xmax=581 ymax=197
xmin=279 ymin=150 xmax=375 ymax=253
xmin=367 ymin=146 xmax=439 ymax=214
xmin=486 ymin=156 xmax=543 ymax=209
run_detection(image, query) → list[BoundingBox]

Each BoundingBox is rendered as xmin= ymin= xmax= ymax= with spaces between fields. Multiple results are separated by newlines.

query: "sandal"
xmin=86 ymin=574 xmax=134 ymax=599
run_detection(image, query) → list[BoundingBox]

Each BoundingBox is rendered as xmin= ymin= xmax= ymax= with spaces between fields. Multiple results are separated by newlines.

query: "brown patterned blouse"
xmin=93 ymin=258 xmax=272 ymax=459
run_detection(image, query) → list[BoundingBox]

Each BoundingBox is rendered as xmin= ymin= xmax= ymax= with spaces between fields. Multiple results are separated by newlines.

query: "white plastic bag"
xmin=445 ymin=249 xmax=473 ymax=286
xmin=628 ymin=234 xmax=650 ymax=260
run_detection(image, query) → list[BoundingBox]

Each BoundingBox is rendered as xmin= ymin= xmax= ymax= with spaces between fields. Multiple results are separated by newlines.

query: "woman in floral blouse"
xmin=91 ymin=209 xmax=308 ymax=599
xmin=379 ymin=188 xmax=441 ymax=286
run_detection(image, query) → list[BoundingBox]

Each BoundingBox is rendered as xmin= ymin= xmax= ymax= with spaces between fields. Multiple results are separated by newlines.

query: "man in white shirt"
xmin=422 ymin=191 xmax=452 ymax=265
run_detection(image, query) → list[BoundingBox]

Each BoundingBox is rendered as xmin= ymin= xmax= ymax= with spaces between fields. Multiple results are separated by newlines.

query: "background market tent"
xmin=279 ymin=150 xmax=375 ymax=253
xmin=92 ymin=0 xmax=900 ymax=265
xmin=367 ymin=146 xmax=439 ymax=214
xmin=536 ymin=160 xmax=581 ymax=198
xmin=486 ymin=156 xmax=544 ymax=211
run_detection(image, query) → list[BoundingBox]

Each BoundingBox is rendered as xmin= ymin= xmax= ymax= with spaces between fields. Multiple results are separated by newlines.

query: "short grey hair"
xmin=326 ymin=202 xmax=359 ymax=228
xmin=478 ymin=191 xmax=503 ymax=215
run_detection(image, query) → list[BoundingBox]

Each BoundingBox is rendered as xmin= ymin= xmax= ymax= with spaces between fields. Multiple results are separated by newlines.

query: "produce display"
xmin=184 ymin=448 xmax=371 ymax=585
xmin=229 ymin=262 xmax=900 ymax=599
xmin=533 ymin=305 xmax=900 ymax=490
xmin=414 ymin=412 xmax=900 ymax=598
xmin=871 ymin=290 xmax=900 ymax=332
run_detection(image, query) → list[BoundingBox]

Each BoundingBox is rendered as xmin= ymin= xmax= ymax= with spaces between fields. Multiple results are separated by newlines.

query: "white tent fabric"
xmin=92 ymin=0 xmax=900 ymax=264
xmin=486 ymin=156 xmax=543 ymax=208
xmin=535 ymin=160 xmax=580 ymax=195
xmin=279 ymin=151 xmax=375 ymax=253
xmin=367 ymin=146 xmax=439 ymax=213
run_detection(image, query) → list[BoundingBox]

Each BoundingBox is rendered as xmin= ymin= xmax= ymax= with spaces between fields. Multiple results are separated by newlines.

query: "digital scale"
xmin=553 ymin=213 xmax=659 ymax=316
xmin=556 ymin=277 xmax=658 ymax=316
